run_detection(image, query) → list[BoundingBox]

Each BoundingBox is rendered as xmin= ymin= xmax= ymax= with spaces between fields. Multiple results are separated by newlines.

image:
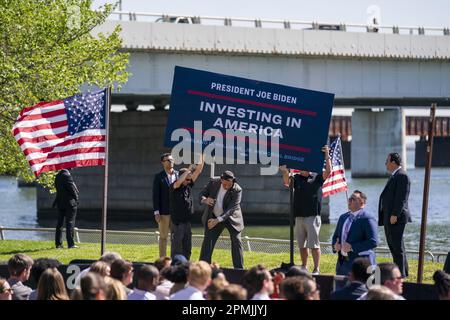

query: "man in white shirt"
xmin=242 ymin=265 xmax=273 ymax=300
xmin=170 ymin=261 xmax=211 ymax=300
xmin=199 ymin=171 xmax=245 ymax=269
xmin=128 ymin=265 xmax=159 ymax=300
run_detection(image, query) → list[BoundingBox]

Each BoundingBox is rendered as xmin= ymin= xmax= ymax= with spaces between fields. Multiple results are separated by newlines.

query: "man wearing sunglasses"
xmin=332 ymin=190 xmax=378 ymax=276
xmin=169 ymin=154 xmax=205 ymax=260
xmin=153 ymin=153 xmax=179 ymax=257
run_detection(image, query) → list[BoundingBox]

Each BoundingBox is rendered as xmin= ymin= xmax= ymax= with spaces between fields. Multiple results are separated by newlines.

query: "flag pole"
xmin=417 ymin=103 xmax=436 ymax=283
xmin=336 ymin=133 xmax=349 ymax=202
xmin=101 ymin=87 xmax=112 ymax=256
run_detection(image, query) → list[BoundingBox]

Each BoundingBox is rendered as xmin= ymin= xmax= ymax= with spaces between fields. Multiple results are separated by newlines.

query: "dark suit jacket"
xmin=152 ymin=170 xmax=179 ymax=215
xmin=378 ymin=168 xmax=411 ymax=226
xmin=53 ymin=169 xmax=79 ymax=210
xmin=332 ymin=210 xmax=379 ymax=266
xmin=199 ymin=178 xmax=244 ymax=232
xmin=330 ymin=282 xmax=368 ymax=300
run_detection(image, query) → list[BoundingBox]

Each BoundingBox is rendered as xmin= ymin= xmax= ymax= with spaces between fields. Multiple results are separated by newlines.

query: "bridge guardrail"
xmin=107 ymin=11 xmax=450 ymax=36
xmin=0 ymin=226 xmax=446 ymax=263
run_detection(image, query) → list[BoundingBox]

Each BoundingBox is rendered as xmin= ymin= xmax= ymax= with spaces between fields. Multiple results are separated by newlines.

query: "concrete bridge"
xmin=36 ymin=14 xmax=450 ymax=223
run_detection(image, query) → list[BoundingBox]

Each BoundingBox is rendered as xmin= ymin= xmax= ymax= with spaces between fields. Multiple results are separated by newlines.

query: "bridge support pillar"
xmin=351 ymin=108 xmax=406 ymax=178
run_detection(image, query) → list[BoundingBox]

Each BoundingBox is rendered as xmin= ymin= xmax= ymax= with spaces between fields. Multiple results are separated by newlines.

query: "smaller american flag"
xmin=12 ymin=89 xmax=108 ymax=177
xmin=322 ymin=136 xmax=348 ymax=197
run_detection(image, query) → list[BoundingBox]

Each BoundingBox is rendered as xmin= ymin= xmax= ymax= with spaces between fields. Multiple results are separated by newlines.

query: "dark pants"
xmin=199 ymin=220 xmax=244 ymax=269
xmin=384 ymin=223 xmax=409 ymax=278
xmin=171 ymin=222 xmax=192 ymax=261
xmin=55 ymin=206 xmax=77 ymax=247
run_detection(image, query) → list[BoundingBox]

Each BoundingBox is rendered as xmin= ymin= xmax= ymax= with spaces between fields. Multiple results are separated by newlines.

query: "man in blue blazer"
xmin=332 ymin=190 xmax=378 ymax=276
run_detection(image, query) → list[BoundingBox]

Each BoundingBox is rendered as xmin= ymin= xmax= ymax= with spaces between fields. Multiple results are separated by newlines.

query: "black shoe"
xmin=56 ymin=245 xmax=64 ymax=249
xmin=68 ymin=245 xmax=79 ymax=249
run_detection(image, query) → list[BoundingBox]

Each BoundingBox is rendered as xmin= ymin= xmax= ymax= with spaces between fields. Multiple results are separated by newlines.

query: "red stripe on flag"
xmin=323 ymin=186 xmax=348 ymax=197
xmin=22 ymin=135 xmax=106 ymax=156
xmin=16 ymin=132 xmax=68 ymax=145
xmin=12 ymin=120 xmax=67 ymax=136
xmin=16 ymin=108 xmax=66 ymax=123
xmin=19 ymin=100 xmax=64 ymax=117
xmin=28 ymin=147 xmax=106 ymax=166
xmin=34 ymin=159 xmax=105 ymax=177
xmin=322 ymin=178 xmax=347 ymax=189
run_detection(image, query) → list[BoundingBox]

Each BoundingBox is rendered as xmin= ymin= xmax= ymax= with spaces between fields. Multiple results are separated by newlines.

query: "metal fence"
xmin=0 ymin=226 xmax=446 ymax=263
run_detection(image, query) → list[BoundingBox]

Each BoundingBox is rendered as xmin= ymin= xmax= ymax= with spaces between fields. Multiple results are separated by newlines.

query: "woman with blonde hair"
xmin=90 ymin=261 xmax=110 ymax=278
xmin=37 ymin=268 xmax=69 ymax=300
xmin=104 ymin=277 xmax=128 ymax=300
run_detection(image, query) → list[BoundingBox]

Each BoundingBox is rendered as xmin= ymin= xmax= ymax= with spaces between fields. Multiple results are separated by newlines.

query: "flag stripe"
xmin=35 ymin=159 xmax=105 ymax=176
xmin=323 ymin=178 xmax=347 ymax=189
xmin=30 ymin=152 xmax=106 ymax=173
xmin=20 ymin=100 xmax=64 ymax=116
xmin=322 ymin=137 xmax=348 ymax=197
xmin=12 ymin=114 xmax=67 ymax=129
xmin=25 ymin=141 xmax=106 ymax=161
xmin=13 ymin=122 xmax=68 ymax=138
xmin=28 ymin=147 xmax=106 ymax=166
xmin=323 ymin=186 xmax=348 ymax=197
xmin=16 ymin=107 xmax=66 ymax=123
xmin=20 ymin=130 xmax=106 ymax=154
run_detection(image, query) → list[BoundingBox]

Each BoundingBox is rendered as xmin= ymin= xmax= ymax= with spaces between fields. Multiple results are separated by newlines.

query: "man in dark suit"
xmin=330 ymin=257 xmax=371 ymax=300
xmin=199 ymin=170 xmax=244 ymax=269
xmin=53 ymin=168 xmax=79 ymax=249
xmin=332 ymin=190 xmax=378 ymax=276
xmin=378 ymin=152 xmax=411 ymax=278
xmin=153 ymin=153 xmax=179 ymax=257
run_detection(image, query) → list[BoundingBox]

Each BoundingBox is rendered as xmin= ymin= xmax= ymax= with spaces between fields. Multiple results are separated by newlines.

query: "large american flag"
xmin=322 ymin=136 xmax=348 ymax=197
xmin=12 ymin=89 xmax=108 ymax=177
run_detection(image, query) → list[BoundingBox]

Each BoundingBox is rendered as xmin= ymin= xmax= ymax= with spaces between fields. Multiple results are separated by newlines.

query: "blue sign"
xmin=164 ymin=66 xmax=334 ymax=173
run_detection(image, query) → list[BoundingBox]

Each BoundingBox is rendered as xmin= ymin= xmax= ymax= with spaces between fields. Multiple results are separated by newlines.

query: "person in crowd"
xmin=170 ymin=261 xmax=212 ymax=300
xmin=75 ymin=251 xmax=122 ymax=287
xmin=278 ymin=145 xmax=331 ymax=275
xmin=332 ymin=190 xmax=378 ymax=276
xmin=170 ymin=154 xmax=204 ymax=260
xmin=36 ymin=268 xmax=69 ymax=300
xmin=199 ymin=170 xmax=245 ymax=269
xmin=154 ymin=256 xmax=172 ymax=272
xmin=154 ymin=266 xmax=174 ymax=300
xmin=433 ymin=270 xmax=450 ymax=300
xmin=211 ymin=266 xmax=227 ymax=282
xmin=218 ymin=284 xmax=247 ymax=300
xmin=330 ymin=257 xmax=371 ymax=300
xmin=167 ymin=260 xmax=190 ymax=296
xmin=7 ymin=253 xmax=34 ymax=300
xmin=285 ymin=266 xmax=313 ymax=278
xmin=0 ymin=278 xmax=13 ymax=300
xmin=279 ymin=276 xmax=320 ymax=300
xmin=28 ymin=258 xmax=61 ymax=300
xmin=153 ymin=153 xmax=179 ymax=257
xmin=358 ymin=262 xmax=405 ymax=300
xmin=104 ymin=277 xmax=127 ymax=300
xmin=206 ymin=277 xmax=229 ymax=300
xmin=379 ymin=152 xmax=411 ymax=278
xmin=110 ymin=259 xmax=134 ymax=295
xmin=79 ymin=272 xmax=107 ymax=300
xmin=128 ymin=265 xmax=159 ymax=300
xmin=53 ymin=168 xmax=79 ymax=249
xmin=89 ymin=261 xmax=111 ymax=278
xmin=365 ymin=285 xmax=396 ymax=300
xmin=242 ymin=264 xmax=274 ymax=300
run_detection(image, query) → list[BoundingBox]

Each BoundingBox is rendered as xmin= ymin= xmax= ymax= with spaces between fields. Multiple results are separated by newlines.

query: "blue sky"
xmin=93 ymin=0 xmax=450 ymax=27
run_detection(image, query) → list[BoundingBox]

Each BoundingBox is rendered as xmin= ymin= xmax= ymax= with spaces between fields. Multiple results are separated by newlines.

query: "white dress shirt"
xmin=391 ymin=166 xmax=402 ymax=176
xmin=170 ymin=285 xmax=205 ymax=300
xmin=128 ymin=288 xmax=156 ymax=300
xmin=154 ymin=280 xmax=173 ymax=300
xmin=251 ymin=292 xmax=272 ymax=300
xmin=213 ymin=185 xmax=227 ymax=222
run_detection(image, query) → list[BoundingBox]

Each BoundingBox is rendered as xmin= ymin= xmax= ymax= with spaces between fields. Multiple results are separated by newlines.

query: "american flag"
xmin=12 ymin=89 xmax=108 ymax=177
xmin=322 ymin=136 xmax=348 ymax=197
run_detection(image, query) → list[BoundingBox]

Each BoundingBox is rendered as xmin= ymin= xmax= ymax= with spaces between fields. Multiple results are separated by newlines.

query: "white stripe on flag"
xmin=31 ymin=152 xmax=106 ymax=172
xmin=14 ymin=126 xmax=68 ymax=140
xmin=26 ymin=141 xmax=106 ymax=161
xmin=322 ymin=182 xmax=348 ymax=193
xmin=13 ymin=114 xmax=67 ymax=128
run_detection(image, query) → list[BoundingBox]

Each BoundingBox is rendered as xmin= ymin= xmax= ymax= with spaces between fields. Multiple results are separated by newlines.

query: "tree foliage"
xmin=0 ymin=0 xmax=129 ymax=189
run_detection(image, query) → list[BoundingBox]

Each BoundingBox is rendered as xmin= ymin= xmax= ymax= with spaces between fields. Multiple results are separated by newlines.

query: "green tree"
xmin=0 ymin=0 xmax=129 ymax=189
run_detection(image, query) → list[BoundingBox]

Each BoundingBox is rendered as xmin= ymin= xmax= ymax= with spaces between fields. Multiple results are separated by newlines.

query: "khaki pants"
xmin=158 ymin=215 xmax=171 ymax=257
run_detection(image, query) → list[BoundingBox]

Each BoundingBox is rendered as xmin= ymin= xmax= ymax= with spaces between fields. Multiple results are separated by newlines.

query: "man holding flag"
xmin=279 ymin=145 xmax=331 ymax=275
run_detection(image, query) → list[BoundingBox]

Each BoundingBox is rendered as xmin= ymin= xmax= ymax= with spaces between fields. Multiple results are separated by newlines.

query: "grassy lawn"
xmin=0 ymin=240 xmax=443 ymax=284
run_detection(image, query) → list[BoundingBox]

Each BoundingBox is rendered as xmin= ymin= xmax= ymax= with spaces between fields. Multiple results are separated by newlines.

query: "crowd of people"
xmin=1 ymin=252 xmax=449 ymax=301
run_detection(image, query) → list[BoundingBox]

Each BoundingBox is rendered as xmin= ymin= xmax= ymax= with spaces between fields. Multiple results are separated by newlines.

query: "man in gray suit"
xmin=199 ymin=171 xmax=244 ymax=269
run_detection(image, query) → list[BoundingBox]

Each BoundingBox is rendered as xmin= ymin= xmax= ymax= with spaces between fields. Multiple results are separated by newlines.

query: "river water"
xmin=1 ymin=160 xmax=449 ymax=253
